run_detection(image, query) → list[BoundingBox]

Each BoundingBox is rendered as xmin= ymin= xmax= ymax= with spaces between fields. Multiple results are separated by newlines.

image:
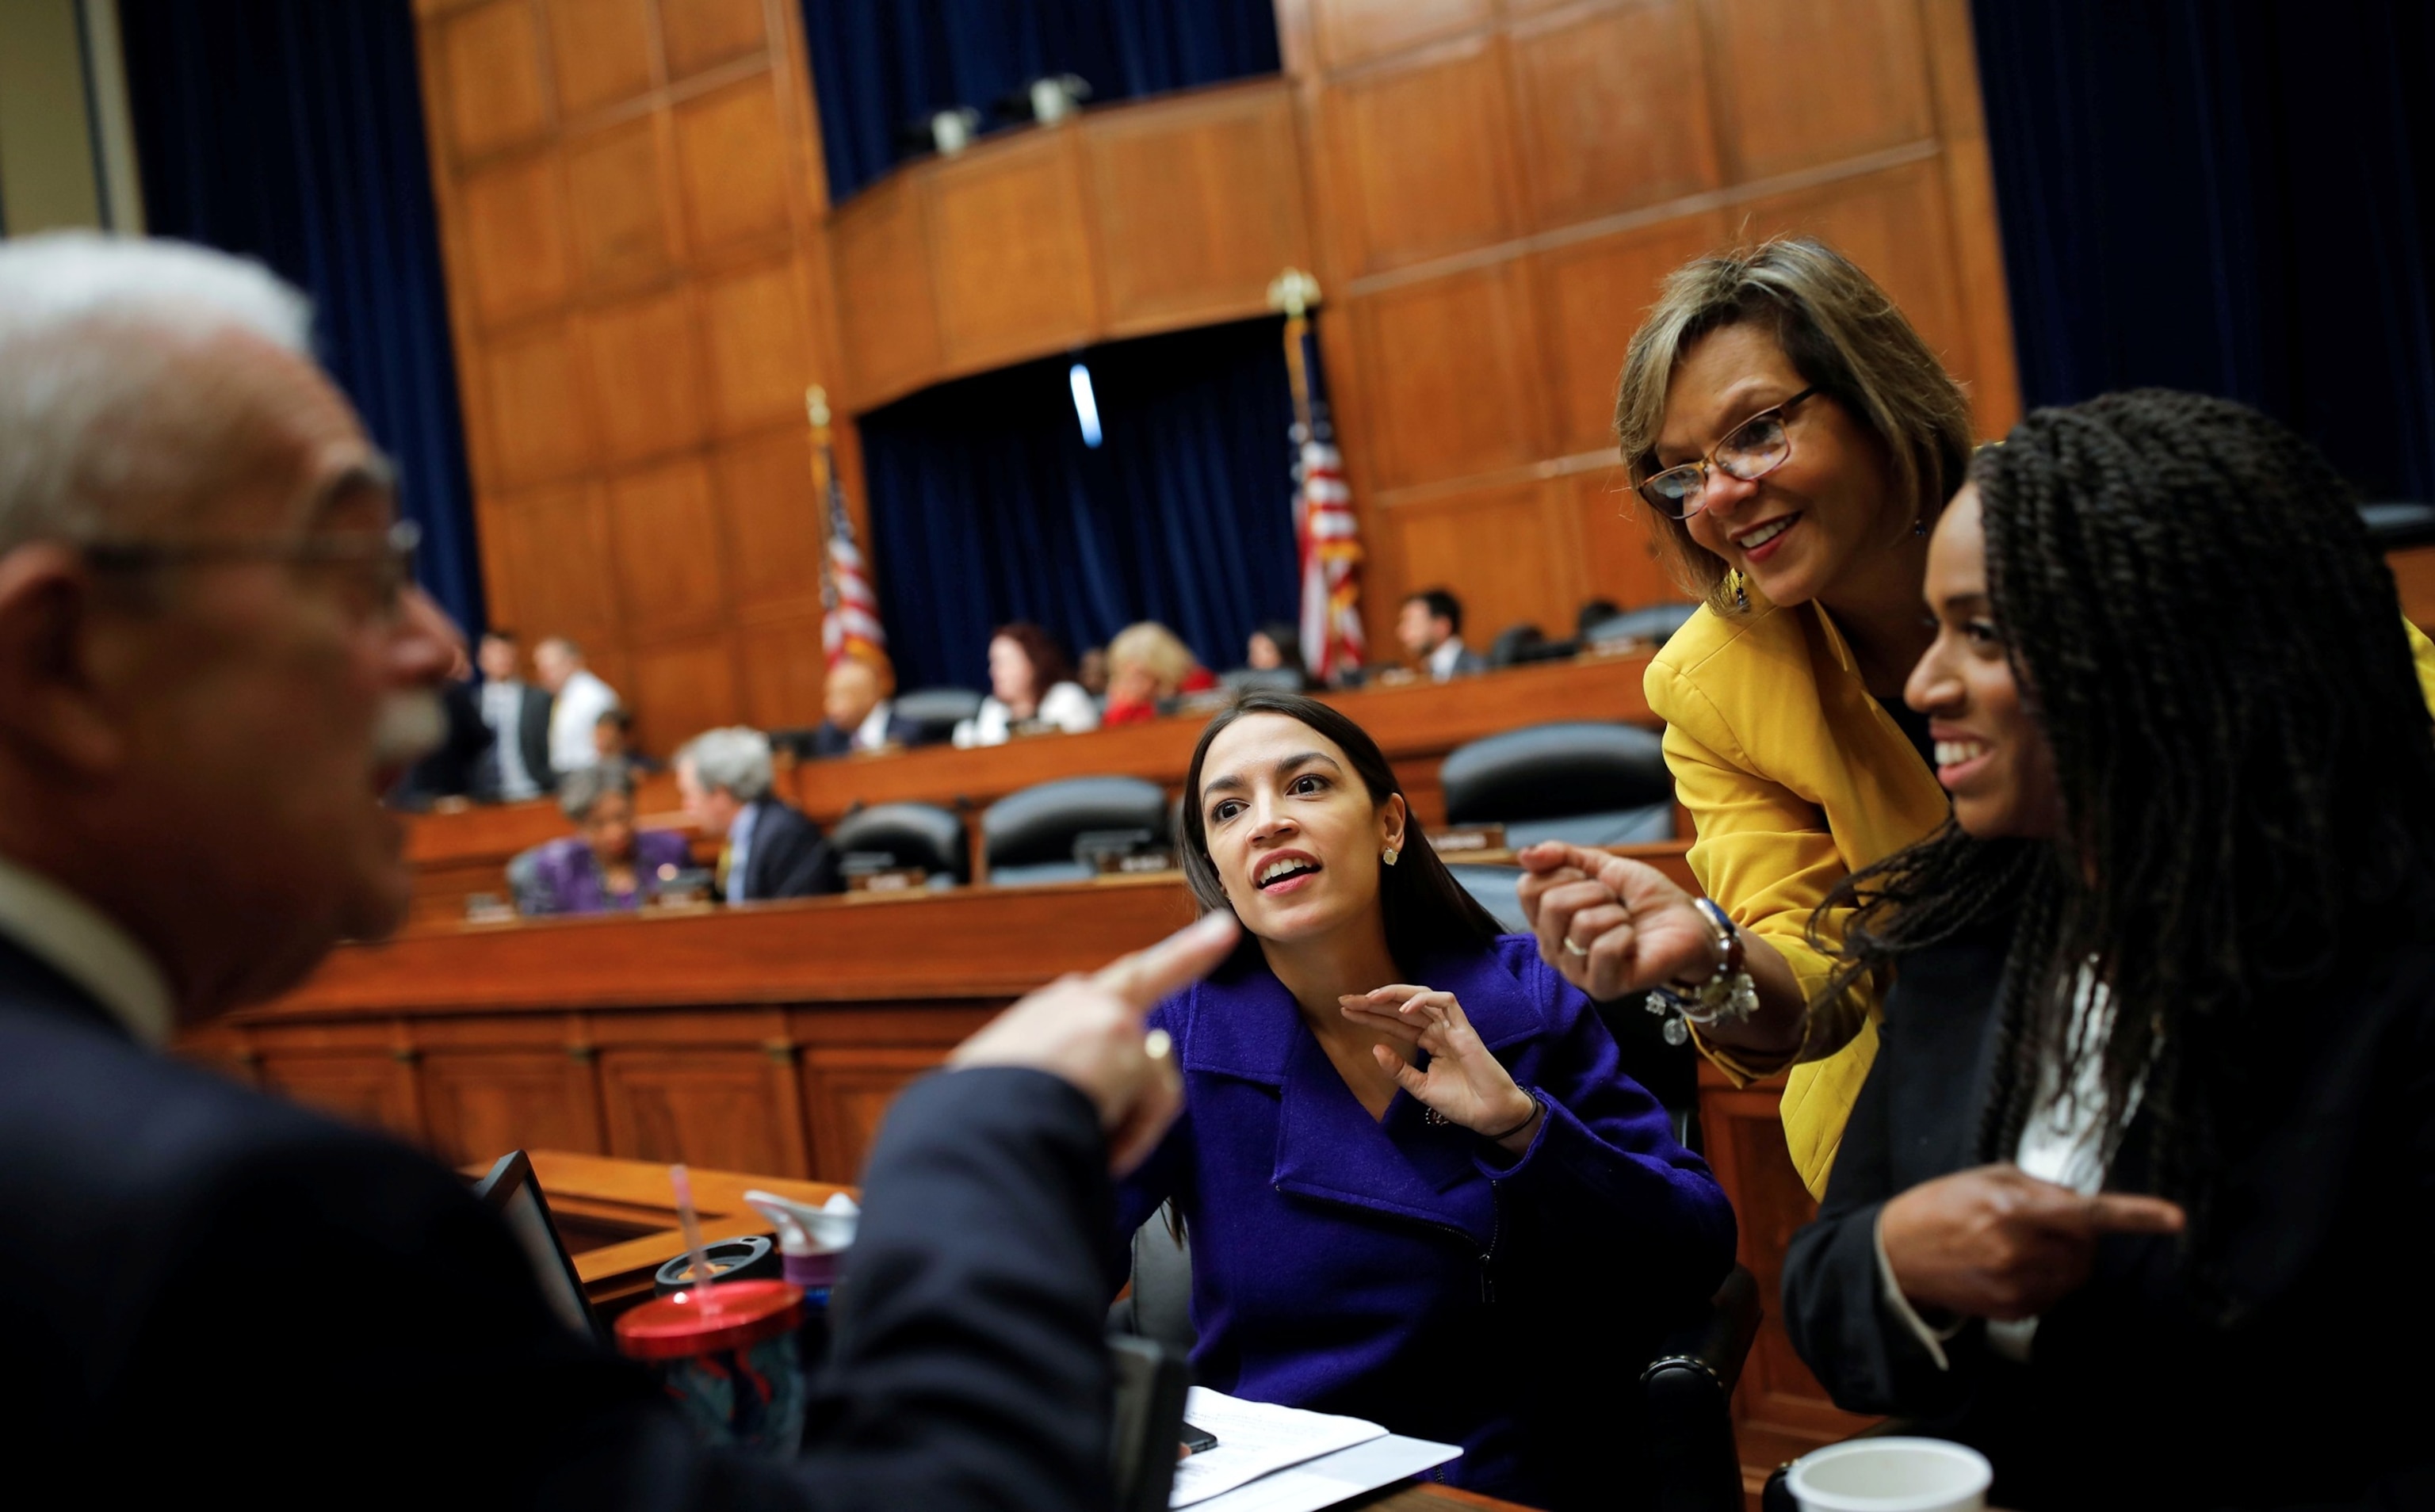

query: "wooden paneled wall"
xmin=415 ymin=0 xmax=2020 ymax=745
xmin=1273 ymin=0 xmax=2021 ymax=651
xmin=413 ymin=0 xmax=850 ymax=756
xmin=830 ymin=79 xmax=1313 ymax=409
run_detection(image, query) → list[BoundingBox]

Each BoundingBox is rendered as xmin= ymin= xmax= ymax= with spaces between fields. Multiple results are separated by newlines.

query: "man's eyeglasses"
xmin=78 ymin=518 xmax=422 ymax=619
xmin=1637 ymin=386 xmax=1818 ymax=520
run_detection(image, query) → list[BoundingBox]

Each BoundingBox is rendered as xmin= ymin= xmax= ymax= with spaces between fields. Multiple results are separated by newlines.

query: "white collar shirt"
xmin=0 ymin=853 xmax=175 ymax=1047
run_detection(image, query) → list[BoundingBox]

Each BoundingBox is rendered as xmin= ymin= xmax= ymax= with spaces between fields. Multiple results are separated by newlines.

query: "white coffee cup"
xmin=1786 ymin=1436 xmax=1993 ymax=1512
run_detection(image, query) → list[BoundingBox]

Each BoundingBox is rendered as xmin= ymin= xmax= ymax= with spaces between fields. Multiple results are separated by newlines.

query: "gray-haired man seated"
xmin=0 ymin=234 xmax=1230 ymax=1506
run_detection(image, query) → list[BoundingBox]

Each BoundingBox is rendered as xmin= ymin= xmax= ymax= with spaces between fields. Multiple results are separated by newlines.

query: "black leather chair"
xmin=1440 ymin=720 xmax=1675 ymax=850
xmin=1221 ymin=666 xmax=1308 ymax=696
xmin=830 ymin=800 xmax=969 ymax=885
xmin=1583 ymin=602 xmax=1700 ymax=650
xmin=983 ymin=775 xmax=1170 ymax=885
xmin=1111 ymin=1208 xmax=1760 ymax=1512
xmin=1487 ymin=623 xmax=1581 ymax=668
xmin=892 ymin=686 xmax=985 ymax=745
xmin=2360 ymin=500 xmax=2435 ymax=548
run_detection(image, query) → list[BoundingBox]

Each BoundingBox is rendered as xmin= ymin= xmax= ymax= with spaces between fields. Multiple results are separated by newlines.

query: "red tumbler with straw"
xmin=614 ymin=1165 xmax=807 ymax=1452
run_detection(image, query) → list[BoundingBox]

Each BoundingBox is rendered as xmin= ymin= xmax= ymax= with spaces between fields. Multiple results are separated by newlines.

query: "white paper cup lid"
xmin=1787 ymin=1437 xmax=1993 ymax=1512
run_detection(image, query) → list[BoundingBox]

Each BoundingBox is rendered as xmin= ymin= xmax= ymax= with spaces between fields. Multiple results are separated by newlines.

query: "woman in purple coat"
xmin=521 ymin=762 xmax=693 ymax=914
xmin=1119 ymin=693 xmax=1736 ymax=1509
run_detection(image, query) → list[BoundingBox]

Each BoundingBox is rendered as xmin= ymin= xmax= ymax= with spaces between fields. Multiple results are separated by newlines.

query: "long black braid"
xmin=1816 ymin=389 xmax=2435 ymax=1283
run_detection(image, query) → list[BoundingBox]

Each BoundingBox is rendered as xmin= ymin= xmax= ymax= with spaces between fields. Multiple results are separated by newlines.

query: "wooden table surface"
xmin=513 ymin=1153 xmax=1548 ymax=1510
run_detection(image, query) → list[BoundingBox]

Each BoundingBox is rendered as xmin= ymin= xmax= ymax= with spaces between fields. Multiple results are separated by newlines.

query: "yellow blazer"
xmin=1646 ymin=598 xmax=2435 ymax=1200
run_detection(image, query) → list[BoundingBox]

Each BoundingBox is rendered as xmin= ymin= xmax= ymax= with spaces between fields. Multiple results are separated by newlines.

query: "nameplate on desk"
xmin=1095 ymin=848 xmax=1180 ymax=876
xmin=846 ymin=867 xmax=928 ymax=893
xmin=1428 ymin=824 xmax=1507 ymax=854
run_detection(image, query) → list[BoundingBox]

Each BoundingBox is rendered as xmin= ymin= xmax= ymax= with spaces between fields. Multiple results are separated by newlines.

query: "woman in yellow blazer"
xmin=1519 ymin=238 xmax=2435 ymax=1198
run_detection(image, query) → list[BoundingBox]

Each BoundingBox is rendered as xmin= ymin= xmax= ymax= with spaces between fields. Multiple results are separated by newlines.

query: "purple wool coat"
xmin=528 ymin=830 xmax=693 ymax=914
xmin=1115 ymin=934 xmax=1736 ymax=1510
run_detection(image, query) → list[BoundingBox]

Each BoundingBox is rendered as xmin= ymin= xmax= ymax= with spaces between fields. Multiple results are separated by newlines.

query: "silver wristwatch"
xmin=1643 ymin=897 xmax=1759 ymax=1045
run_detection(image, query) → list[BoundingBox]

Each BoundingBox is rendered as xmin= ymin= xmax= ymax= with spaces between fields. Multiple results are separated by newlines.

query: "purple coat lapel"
xmin=1179 ymin=945 xmax=1547 ymax=1239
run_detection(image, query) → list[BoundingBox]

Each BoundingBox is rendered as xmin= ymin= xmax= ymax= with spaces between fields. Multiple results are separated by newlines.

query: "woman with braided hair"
xmin=1516 ymin=238 xmax=2435 ymax=1198
xmin=1780 ymin=391 xmax=2435 ymax=1510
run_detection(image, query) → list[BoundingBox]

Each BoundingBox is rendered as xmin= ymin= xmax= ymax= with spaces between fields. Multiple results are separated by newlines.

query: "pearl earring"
xmin=1382 ymin=846 xmax=1400 ymax=867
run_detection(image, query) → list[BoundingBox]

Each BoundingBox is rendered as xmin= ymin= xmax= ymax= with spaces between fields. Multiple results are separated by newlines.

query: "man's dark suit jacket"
xmin=0 ymin=931 xmax=1118 ymax=1508
xmin=399 ymin=678 xmax=491 ymax=803
xmin=475 ymin=680 xmax=556 ymax=800
xmin=1781 ymin=913 xmax=2435 ymax=1511
xmin=805 ymin=712 xmax=923 ymax=759
xmin=740 ymin=797 xmax=840 ymax=899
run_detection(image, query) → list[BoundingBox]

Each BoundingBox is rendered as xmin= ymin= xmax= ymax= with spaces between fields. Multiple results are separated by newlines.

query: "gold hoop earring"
xmin=1382 ymin=846 xmax=1400 ymax=867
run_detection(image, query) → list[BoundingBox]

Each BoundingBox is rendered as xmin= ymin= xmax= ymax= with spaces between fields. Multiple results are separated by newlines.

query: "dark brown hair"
xmin=992 ymin=620 xmax=1073 ymax=701
xmin=1179 ymin=692 xmax=1501 ymax=968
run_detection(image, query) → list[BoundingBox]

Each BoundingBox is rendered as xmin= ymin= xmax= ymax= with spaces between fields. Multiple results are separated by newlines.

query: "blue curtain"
xmin=1973 ymin=0 xmax=2435 ymax=501
xmin=117 ymin=0 xmax=487 ymax=632
xmin=861 ymin=315 xmax=1302 ymax=689
xmin=803 ymin=0 xmax=1280 ymax=203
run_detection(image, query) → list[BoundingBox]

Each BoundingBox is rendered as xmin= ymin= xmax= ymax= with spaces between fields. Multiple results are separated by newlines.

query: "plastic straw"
xmin=671 ymin=1163 xmax=716 ymax=1304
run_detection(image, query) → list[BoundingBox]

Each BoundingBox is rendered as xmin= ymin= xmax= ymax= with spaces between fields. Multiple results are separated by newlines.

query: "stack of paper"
xmin=1170 ymin=1388 xmax=1461 ymax=1512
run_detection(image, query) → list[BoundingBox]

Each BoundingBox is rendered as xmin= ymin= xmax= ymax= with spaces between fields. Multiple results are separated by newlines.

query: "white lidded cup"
xmin=1787 ymin=1437 xmax=1993 ymax=1512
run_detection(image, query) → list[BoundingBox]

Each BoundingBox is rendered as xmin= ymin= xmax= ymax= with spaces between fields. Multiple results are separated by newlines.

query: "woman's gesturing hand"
xmin=1515 ymin=842 xmax=1717 ymax=1001
xmin=1340 ymin=984 xmax=1544 ymax=1151
xmin=1879 ymin=1164 xmax=2187 ymax=1320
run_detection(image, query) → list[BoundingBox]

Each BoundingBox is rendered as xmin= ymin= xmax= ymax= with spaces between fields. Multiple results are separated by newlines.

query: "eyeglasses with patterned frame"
xmin=1636 ymin=385 xmax=1820 ymax=520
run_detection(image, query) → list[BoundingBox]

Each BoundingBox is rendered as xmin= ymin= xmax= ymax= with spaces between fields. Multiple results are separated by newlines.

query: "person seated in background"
xmin=591 ymin=707 xmax=663 ymax=776
xmin=1077 ymin=643 xmax=1110 ymax=701
xmin=954 ymin=621 xmax=1099 ymax=746
xmin=0 ymin=231 xmax=1237 ymax=1510
xmin=676 ymin=725 xmax=840 ymax=901
xmin=1119 ymin=691 xmax=1735 ymax=1509
xmin=522 ymin=762 xmax=690 ymax=915
xmin=533 ymin=634 xmax=619 ymax=779
xmin=1236 ymin=620 xmax=1309 ymax=689
xmin=1397 ymin=587 xmax=1485 ymax=681
xmin=474 ymin=628 xmax=552 ymax=800
xmin=1772 ymin=392 xmax=2435 ymax=1510
xmin=1101 ymin=621 xmax=1218 ymax=726
xmin=808 ymin=648 xmax=920 ymax=757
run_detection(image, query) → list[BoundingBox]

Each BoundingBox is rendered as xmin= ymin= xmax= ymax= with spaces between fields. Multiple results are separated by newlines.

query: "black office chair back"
xmin=2360 ymin=500 xmax=2435 ymax=548
xmin=1441 ymin=721 xmax=1672 ymax=826
xmin=1583 ymin=602 xmax=1700 ymax=649
xmin=831 ymin=801 xmax=969 ymax=884
xmin=893 ymin=686 xmax=985 ymax=744
xmin=984 ymin=775 xmax=1169 ymax=883
xmin=1221 ymin=666 xmax=1307 ymax=696
xmin=1113 ymin=1205 xmax=1757 ymax=1512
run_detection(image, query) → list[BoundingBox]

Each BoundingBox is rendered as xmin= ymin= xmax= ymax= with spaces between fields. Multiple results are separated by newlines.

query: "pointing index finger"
xmin=2085 ymin=1192 xmax=2187 ymax=1235
xmin=1091 ymin=911 xmax=1241 ymax=1013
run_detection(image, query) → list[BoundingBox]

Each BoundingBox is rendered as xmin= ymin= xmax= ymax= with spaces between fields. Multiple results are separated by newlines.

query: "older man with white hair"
xmin=677 ymin=724 xmax=841 ymax=901
xmin=0 ymin=233 xmax=1228 ymax=1506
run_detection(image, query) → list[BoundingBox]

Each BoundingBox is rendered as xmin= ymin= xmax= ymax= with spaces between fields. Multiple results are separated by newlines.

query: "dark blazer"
xmin=0 ymin=930 xmax=1122 ymax=1509
xmin=1116 ymin=935 xmax=1735 ymax=1510
xmin=805 ymin=709 xmax=924 ymax=758
xmin=1781 ymin=915 xmax=2435 ymax=1511
xmin=399 ymin=678 xmax=491 ymax=803
xmin=738 ymin=797 xmax=840 ymax=900
xmin=476 ymin=680 xmax=555 ymax=800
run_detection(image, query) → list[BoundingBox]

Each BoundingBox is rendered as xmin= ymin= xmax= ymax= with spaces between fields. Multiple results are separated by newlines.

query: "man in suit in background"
xmin=475 ymin=629 xmax=552 ymax=800
xmin=1398 ymin=586 xmax=1487 ymax=681
xmin=807 ymin=650 xmax=921 ymax=757
xmin=0 ymin=231 xmax=1229 ymax=1508
xmin=677 ymin=726 xmax=841 ymax=900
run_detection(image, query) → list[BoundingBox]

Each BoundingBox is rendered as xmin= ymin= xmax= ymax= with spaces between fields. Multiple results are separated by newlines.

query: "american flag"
xmin=810 ymin=388 xmax=885 ymax=667
xmin=1286 ymin=315 xmax=1364 ymax=681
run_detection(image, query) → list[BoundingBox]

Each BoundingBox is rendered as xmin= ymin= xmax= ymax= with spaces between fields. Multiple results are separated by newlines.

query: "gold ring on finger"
xmin=1563 ymin=937 xmax=1590 ymax=957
